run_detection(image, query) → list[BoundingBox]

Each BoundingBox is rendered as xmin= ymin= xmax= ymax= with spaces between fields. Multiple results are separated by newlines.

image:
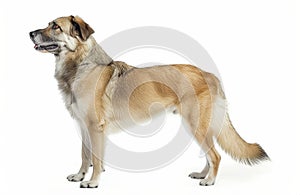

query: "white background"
xmin=0 ymin=0 xmax=299 ymax=194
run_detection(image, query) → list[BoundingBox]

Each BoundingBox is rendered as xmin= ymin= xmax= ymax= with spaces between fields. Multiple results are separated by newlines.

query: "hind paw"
xmin=188 ymin=172 xmax=206 ymax=179
xmin=80 ymin=180 xmax=99 ymax=188
xmin=199 ymin=178 xmax=215 ymax=186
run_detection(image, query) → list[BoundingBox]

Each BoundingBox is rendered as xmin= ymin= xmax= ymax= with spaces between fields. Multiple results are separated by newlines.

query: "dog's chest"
xmin=57 ymin=81 xmax=91 ymax=119
xmin=55 ymin=66 xmax=96 ymax=119
xmin=70 ymin=75 xmax=96 ymax=119
xmin=66 ymin=65 xmax=114 ymax=120
xmin=56 ymin=64 xmax=116 ymax=124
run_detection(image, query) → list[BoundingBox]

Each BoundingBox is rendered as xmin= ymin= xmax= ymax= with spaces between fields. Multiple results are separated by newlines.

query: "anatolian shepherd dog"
xmin=29 ymin=16 xmax=269 ymax=188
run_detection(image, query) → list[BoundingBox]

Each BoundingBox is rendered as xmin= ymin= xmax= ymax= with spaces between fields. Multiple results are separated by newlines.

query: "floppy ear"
xmin=70 ymin=15 xmax=94 ymax=41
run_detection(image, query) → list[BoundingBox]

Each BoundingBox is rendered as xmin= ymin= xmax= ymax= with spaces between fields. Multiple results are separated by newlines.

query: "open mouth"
xmin=34 ymin=43 xmax=59 ymax=52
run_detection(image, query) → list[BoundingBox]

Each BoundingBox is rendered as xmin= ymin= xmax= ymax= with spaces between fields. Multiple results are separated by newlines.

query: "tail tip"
xmin=243 ymin=144 xmax=270 ymax=166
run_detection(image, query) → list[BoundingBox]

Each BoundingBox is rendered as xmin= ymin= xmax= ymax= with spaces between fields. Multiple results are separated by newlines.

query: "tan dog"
xmin=29 ymin=15 xmax=269 ymax=188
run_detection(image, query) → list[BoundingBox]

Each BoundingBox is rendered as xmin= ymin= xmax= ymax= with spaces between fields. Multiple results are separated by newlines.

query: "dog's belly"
xmin=104 ymin=102 xmax=178 ymax=134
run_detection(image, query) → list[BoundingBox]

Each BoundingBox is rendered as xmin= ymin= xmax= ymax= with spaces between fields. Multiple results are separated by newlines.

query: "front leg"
xmin=80 ymin=129 xmax=105 ymax=188
xmin=67 ymin=141 xmax=91 ymax=182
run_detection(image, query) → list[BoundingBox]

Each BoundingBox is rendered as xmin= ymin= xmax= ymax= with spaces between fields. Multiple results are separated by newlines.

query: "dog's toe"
xmin=80 ymin=180 xmax=99 ymax=188
xmin=199 ymin=178 xmax=215 ymax=186
xmin=188 ymin=172 xmax=206 ymax=179
xmin=67 ymin=173 xmax=85 ymax=182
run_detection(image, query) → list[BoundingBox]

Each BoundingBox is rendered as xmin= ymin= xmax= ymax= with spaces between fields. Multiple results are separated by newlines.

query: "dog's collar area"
xmin=107 ymin=60 xmax=114 ymax=66
xmin=107 ymin=60 xmax=122 ymax=77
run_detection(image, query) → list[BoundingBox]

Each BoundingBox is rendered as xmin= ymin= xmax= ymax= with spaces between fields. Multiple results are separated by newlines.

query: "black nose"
xmin=29 ymin=31 xmax=35 ymax=39
xmin=29 ymin=30 xmax=39 ymax=39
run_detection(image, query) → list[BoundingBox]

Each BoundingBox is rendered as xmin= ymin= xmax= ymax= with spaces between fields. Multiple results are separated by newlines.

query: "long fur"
xmin=30 ymin=15 xmax=269 ymax=188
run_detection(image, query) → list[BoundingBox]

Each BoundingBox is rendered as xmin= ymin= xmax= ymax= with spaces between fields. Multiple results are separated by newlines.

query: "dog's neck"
xmin=55 ymin=37 xmax=112 ymax=73
xmin=54 ymin=36 xmax=112 ymax=104
xmin=82 ymin=37 xmax=113 ymax=66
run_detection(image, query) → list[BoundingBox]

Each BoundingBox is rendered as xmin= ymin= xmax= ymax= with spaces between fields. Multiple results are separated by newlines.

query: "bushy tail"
xmin=216 ymin=114 xmax=270 ymax=165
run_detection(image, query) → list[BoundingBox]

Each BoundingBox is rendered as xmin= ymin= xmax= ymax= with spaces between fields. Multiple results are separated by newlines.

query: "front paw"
xmin=67 ymin=173 xmax=85 ymax=182
xmin=80 ymin=180 xmax=99 ymax=188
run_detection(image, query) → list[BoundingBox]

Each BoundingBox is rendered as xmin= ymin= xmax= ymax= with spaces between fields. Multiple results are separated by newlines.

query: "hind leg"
xmin=189 ymin=159 xmax=209 ymax=179
xmin=189 ymin=133 xmax=221 ymax=185
xmin=184 ymin=93 xmax=221 ymax=186
xmin=189 ymin=136 xmax=221 ymax=186
xmin=198 ymin=145 xmax=221 ymax=186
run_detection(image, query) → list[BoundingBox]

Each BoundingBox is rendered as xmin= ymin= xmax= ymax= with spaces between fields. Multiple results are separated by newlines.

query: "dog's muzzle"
xmin=29 ymin=30 xmax=60 ymax=52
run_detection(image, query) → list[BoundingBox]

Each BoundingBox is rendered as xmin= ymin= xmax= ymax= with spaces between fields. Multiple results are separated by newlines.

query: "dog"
xmin=29 ymin=15 xmax=269 ymax=188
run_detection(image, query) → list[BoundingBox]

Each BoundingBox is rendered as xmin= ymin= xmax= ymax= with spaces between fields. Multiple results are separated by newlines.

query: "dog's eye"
xmin=52 ymin=24 xmax=60 ymax=30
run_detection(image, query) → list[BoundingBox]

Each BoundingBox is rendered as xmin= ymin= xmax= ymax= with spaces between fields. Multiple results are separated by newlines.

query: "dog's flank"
xmin=30 ymin=15 xmax=269 ymax=188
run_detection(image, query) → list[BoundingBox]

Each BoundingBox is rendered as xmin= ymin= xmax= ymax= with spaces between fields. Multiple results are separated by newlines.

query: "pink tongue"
xmin=34 ymin=44 xmax=38 ymax=49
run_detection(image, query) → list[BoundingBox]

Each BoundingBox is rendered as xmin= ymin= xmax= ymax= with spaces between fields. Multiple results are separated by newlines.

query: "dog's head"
xmin=29 ymin=16 xmax=94 ymax=54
